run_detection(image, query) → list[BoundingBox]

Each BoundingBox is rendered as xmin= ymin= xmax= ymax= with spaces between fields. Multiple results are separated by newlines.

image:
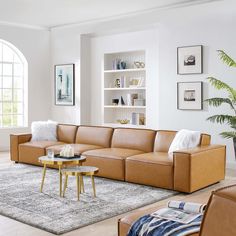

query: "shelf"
xmin=104 ymin=87 xmax=146 ymax=91
xmin=104 ymin=68 xmax=145 ymax=73
xmin=104 ymin=105 xmax=146 ymax=109
xmin=103 ymin=123 xmax=146 ymax=128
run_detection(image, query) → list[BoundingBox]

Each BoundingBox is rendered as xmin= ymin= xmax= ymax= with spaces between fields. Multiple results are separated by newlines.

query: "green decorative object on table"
xmin=205 ymin=50 xmax=236 ymax=154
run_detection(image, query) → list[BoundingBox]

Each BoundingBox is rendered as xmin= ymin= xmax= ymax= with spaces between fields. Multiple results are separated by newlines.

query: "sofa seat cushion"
xmin=20 ymin=141 xmax=65 ymax=149
xmin=125 ymin=152 xmax=174 ymax=189
xmin=19 ymin=141 xmax=65 ymax=165
xmin=127 ymin=152 xmax=173 ymax=165
xmin=46 ymin=143 xmax=103 ymax=155
xmin=84 ymin=148 xmax=144 ymax=159
xmin=83 ymin=148 xmax=144 ymax=180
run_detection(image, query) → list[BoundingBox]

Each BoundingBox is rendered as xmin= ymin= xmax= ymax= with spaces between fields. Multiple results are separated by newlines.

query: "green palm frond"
xmin=205 ymin=97 xmax=235 ymax=110
xmin=206 ymin=50 xmax=236 ymax=141
xmin=207 ymin=77 xmax=236 ymax=102
xmin=220 ymin=131 xmax=236 ymax=139
xmin=218 ymin=50 xmax=236 ymax=67
xmin=206 ymin=114 xmax=235 ymax=124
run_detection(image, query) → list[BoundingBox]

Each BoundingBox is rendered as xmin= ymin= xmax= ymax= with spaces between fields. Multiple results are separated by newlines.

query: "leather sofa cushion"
xmin=46 ymin=143 xmax=103 ymax=155
xmin=83 ymin=148 xmax=144 ymax=159
xmin=200 ymin=134 xmax=211 ymax=146
xmin=75 ymin=126 xmax=113 ymax=148
xmin=127 ymin=152 xmax=173 ymax=165
xmin=126 ymin=152 xmax=173 ymax=189
xmin=19 ymin=141 xmax=65 ymax=149
xmin=19 ymin=141 xmax=64 ymax=165
xmin=57 ymin=124 xmax=78 ymax=143
xmin=200 ymin=185 xmax=236 ymax=236
xmin=119 ymin=204 xmax=166 ymax=236
xmin=154 ymin=131 xmax=176 ymax=152
xmin=111 ymin=128 xmax=156 ymax=153
xmin=83 ymin=148 xmax=143 ymax=180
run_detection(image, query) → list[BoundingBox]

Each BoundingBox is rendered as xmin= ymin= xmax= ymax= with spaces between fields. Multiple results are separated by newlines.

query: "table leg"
xmin=59 ymin=165 xmax=62 ymax=197
xmin=81 ymin=176 xmax=85 ymax=193
xmin=77 ymin=175 xmax=80 ymax=201
xmin=91 ymin=175 xmax=96 ymax=197
xmin=40 ymin=164 xmax=47 ymax=192
xmin=63 ymin=174 xmax=68 ymax=197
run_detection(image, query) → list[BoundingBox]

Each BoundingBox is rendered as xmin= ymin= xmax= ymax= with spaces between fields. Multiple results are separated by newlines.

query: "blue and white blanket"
xmin=127 ymin=214 xmax=202 ymax=236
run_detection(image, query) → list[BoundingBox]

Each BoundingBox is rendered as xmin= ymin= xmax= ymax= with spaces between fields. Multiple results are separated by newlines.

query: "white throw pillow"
xmin=168 ymin=129 xmax=201 ymax=161
xmin=31 ymin=120 xmax=58 ymax=142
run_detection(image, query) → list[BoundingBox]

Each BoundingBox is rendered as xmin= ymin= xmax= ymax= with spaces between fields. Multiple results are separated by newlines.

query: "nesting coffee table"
xmin=62 ymin=166 xmax=99 ymax=201
xmin=38 ymin=155 xmax=86 ymax=196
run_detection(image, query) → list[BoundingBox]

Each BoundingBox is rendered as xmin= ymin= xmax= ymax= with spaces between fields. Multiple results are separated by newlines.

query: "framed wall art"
xmin=55 ymin=64 xmax=75 ymax=106
xmin=177 ymin=82 xmax=203 ymax=110
xmin=177 ymin=45 xmax=203 ymax=74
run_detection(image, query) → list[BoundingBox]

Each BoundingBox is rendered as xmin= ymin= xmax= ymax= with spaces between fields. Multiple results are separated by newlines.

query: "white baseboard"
xmin=0 ymin=146 xmax=10 ymax=152
xmin=226 ymin=162 xmax=236 ymax=170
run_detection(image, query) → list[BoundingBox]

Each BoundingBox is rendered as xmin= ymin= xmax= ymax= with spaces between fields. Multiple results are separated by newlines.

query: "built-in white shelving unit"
xmin=103 ymin=50 xmax=146 ymax=127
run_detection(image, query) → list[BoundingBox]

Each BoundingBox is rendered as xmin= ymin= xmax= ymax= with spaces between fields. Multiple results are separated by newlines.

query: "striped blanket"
xmin=127 ymin=214 xmax=202 ymax=236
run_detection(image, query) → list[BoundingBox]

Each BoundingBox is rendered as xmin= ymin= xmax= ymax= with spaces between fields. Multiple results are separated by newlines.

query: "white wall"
xmin=0 ymin=25 xmax=51 ymax=150
xmin=50 ymin=28 xmax=81 ymax=125
xmin=156 ymin=3 xmax=236 ymax=167
xmin=50 ymin=0 xmax=236 ymax=167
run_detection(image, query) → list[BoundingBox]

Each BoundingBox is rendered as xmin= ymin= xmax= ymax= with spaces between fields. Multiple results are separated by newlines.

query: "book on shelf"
xmin=120 ymin=75 xmax=126 ymax=88
xmin=151 ymin=200 xmax=206 ymax=224
xmin=127 ymin=93 xmax=138 ymax=106
xmin=137 ymin=77 xmax=145 ymax=87
xmin=131 ymin=113 xmax=145 ymax=125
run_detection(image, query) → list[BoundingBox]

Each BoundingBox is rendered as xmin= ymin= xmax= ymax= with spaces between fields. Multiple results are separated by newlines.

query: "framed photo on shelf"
xmin=55 ymin=64 xmax=75 ymax=106
xmin=177 ymin=82 xmax=203 ymax=110
xmin=177 ymin=45 xmax=203 ymax=74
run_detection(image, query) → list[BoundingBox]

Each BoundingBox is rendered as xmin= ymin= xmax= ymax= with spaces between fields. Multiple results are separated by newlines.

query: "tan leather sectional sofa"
xmin=10 ymin=124 xmax=226 ymax=193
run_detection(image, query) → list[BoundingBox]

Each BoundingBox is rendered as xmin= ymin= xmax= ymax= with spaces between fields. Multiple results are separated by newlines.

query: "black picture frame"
xmin=177 ymin=81 xmax=203 ymax=110
xmin=177 ymin=45 xmax=203 ymax=75
xmin=54 ymin=64 xmax=75 ymax=106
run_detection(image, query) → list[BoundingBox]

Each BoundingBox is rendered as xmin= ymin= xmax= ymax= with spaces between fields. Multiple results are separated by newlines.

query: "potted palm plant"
xmin=205 ymin=50 xmax=236 ymax=155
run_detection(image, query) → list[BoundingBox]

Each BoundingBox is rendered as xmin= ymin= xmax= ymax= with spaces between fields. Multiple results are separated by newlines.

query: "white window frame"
xmin=0 ymin=39 xmax=28 ymax=128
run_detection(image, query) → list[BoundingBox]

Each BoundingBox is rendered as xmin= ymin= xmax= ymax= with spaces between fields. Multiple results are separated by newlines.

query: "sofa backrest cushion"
xmin=154 ymin=131 xmax=177 ymax=152
xmin=75 ymin=126 xmax=113 ymax=147
xmin=200 ymin=134 xmax=211 ymax=146
xmin=111 ymin=128 xmax=156 ymax=153
xmin=57 ymin=124 xmax=78 ymax=143
xmin=154 ymin=130 xmax=211 ymax=152
xmin=200 ymin=184 xmax=236 ymax=236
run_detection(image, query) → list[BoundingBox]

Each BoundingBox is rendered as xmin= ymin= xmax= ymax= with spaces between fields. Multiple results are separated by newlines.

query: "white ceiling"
xmin=0 ymin=0 xmax=220 ymax=29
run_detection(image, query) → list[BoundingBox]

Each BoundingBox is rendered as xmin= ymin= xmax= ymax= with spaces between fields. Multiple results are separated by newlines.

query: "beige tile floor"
xmin=0 ymin=152 xmax=235 ymax=236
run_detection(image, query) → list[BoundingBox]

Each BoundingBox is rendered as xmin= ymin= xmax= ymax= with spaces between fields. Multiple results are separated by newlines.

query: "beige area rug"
xmin=0 ymin=164 xmax=179 ymax=235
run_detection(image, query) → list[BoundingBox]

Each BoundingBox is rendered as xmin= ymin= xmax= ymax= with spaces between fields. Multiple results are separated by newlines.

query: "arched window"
xmin=0 ymin=40 xmax=28 ymax=128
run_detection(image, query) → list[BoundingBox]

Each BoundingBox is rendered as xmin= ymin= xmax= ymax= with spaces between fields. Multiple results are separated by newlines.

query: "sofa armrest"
xmin=10 ymin=133 xmax=32 ymax=162
xmin=173 ymin=145 xmax=226 ymax=193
